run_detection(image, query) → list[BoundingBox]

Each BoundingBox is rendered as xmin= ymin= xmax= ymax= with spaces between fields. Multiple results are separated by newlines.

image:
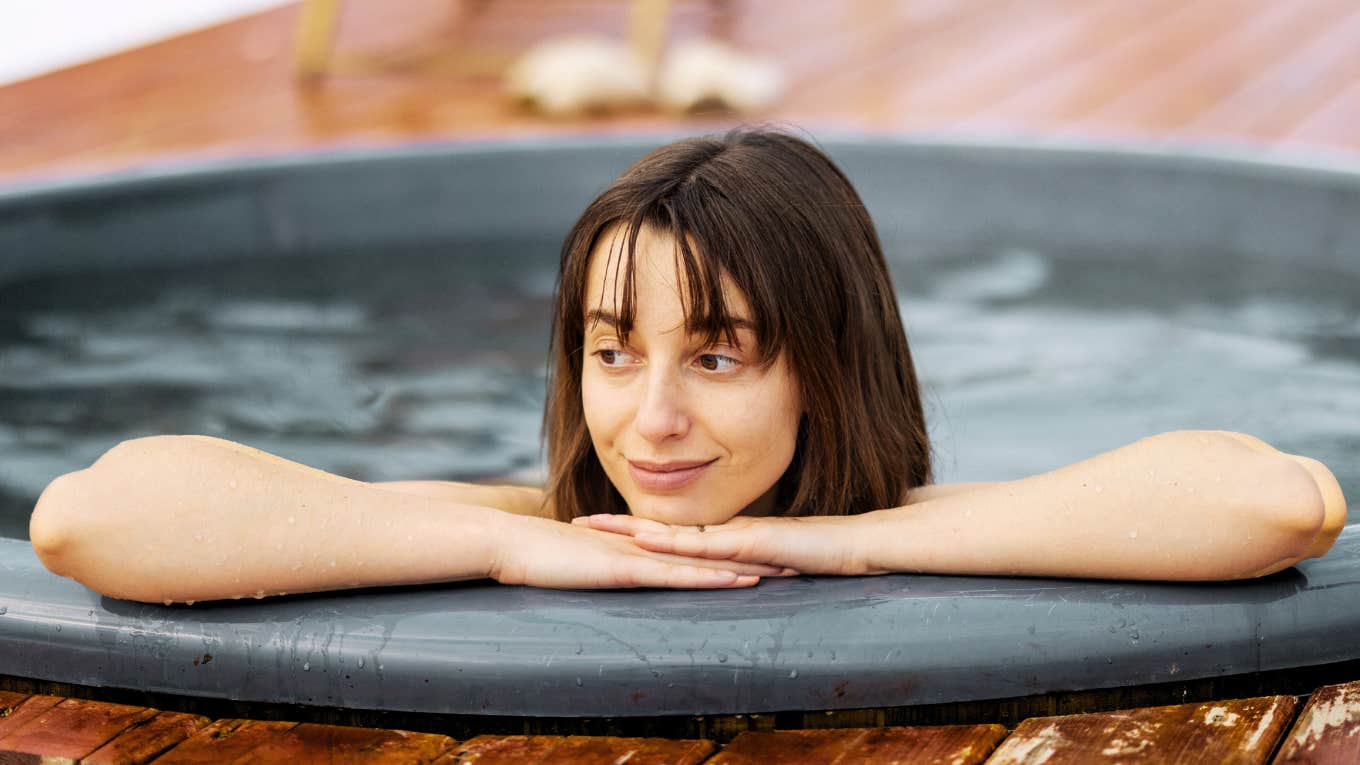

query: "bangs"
xmin=585 ymin=211 xmax=782 ymax=365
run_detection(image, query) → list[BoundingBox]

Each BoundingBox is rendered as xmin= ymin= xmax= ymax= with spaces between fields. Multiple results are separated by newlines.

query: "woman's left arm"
xmin=578 ymin=430 xmax=1346 ymax=581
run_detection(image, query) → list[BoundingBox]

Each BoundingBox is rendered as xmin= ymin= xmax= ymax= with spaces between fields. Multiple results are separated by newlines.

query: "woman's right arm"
xmin=29 ymin=435 xmax=774 ymax=604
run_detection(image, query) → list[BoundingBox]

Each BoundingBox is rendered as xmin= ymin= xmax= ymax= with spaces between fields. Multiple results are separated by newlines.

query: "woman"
xmin=29 ymin=129 xmax=1346 ymax=605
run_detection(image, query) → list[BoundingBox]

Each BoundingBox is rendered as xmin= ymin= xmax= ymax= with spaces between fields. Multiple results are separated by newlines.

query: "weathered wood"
xmin=443 ymin=733 xmax=712 ymax=764
xmin=0 ymin=695 xmax=62 ymax=741
xmin=708 ymin=725 xmax=1006 ymax=765
xmin=443 ymin=734 xmax=565 ymax=764
xmin=82 ymin=710 xmax=211 ymax=765
xmin=0 ymin=694 xmax=28 ymax=717
xmin=1272 ymin=680 xmax=1360 ymax=764
xmin=532 ymin=734 xmax=713 ymax=764
xmin=0 ymin=697 xmax=156 ymax=765
xmin=706 ymin=729 xmax=869 ymax=764
xmin=835 ymin=724 xmax=1007 ymax=765
xmin=152 ymin=719 xmax=298 ymax=764
xmin=987 ymin=695 xmax=1298 ymax=765
xmin=235 ymin=722 xmax=456 ymax=763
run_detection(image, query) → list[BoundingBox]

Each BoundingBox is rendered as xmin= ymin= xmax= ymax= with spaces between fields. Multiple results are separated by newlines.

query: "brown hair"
xmin=544 ymin=128 xmax=930 ymax=521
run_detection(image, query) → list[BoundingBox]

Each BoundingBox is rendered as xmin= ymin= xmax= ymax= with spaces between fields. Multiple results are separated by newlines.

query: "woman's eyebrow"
xmin=584 ymin=309 xmax=621 ymax=330
xmin=584 ymin=309 xmax=756 ymax=332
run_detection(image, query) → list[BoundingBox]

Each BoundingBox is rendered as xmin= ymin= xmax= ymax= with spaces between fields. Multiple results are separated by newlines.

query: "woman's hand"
xmin=571 ymin=513 xmax=891 ymax=576
xmin=489 ymin=514 xmax=795 ymax=589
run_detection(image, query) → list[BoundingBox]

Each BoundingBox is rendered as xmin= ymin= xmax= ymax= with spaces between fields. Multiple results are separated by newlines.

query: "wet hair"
xmin=544 ymin=127 xmax=931 ymax=521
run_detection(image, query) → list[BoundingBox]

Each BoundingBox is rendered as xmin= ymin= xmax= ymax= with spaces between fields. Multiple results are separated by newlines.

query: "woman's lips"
xmin=627 ymin=458 xmax=717 ymax=492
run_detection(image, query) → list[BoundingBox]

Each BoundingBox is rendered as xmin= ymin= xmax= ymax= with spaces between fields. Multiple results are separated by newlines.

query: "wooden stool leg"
xmin=629 ymin=0 xmax=672 ymax=88
xmin=295 ymin=0 xmax=344 ymax=78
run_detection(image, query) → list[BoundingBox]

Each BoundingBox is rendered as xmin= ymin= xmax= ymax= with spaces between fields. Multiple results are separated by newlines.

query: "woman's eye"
xmin=595 ymin=348 xmax=632 ymax=367
xmin=697 ymin=353 xmax=739 ymax=372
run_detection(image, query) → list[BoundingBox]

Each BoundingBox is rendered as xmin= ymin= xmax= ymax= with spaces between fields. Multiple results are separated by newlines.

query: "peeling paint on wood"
xmin=447 ymin=733 xmax=712 ymax=764
xmin=987 ymin=695 xmax=1297 ymax=764
xmin=1273 ymin=680 xmax=1360 ymax=764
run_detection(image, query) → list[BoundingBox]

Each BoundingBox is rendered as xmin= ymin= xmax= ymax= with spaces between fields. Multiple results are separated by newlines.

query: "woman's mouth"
xmin=627 ymin=458 xmax=717 ymax=492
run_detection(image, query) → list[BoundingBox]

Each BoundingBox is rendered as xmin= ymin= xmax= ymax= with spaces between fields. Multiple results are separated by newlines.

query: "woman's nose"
xmin=633 ymin=367 xmax=690 ymax=444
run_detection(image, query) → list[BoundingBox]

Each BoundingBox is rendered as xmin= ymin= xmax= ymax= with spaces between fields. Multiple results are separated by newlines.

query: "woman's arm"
xmin=871 ymin=430 xmax=1345 ymax=580
xmin=371 ymin=480 xmax=547 ymax=518
xmin=29 ymin=436 xmax=780 ymax=604
xmin=579 ymin=430 xmax=1346 ymax=581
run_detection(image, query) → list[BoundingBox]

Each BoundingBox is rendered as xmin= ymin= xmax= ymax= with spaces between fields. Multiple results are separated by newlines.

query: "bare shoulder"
xmin=370 ymin=480 xmax=553 ymax=519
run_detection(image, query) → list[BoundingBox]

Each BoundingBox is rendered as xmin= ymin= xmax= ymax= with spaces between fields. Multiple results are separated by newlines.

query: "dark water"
xmin=0 ymin=242 xmax=1356 ymax=539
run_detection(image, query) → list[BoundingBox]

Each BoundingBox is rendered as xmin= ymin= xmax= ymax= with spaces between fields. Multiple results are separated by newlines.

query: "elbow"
xmin=1238 ymin=453 xmax=1347 ymax=578
xmin=29 ymin=470 xmax=91 ymax=577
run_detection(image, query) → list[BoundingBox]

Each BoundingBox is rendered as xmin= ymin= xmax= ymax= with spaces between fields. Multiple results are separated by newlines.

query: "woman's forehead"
xmin=582 ymin=223 xmax=753 ymax=321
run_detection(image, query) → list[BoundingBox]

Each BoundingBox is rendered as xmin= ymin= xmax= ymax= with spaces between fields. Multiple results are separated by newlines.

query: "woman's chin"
xmin=623 ymin=493 xmax=743 ymax=527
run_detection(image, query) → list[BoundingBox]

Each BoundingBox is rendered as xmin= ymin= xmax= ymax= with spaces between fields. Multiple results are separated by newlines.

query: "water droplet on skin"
xmin=384 ymin=520 xmax=392 ymax=528
xmin=287 ymin=516 xmax=296 ymax=525
xmin=1094 ymin=485 xmax=1105 ymax=494
xmin=254 ymin=590 xmax=265 ymax=599
xmin=329 ymin=559 xmax=336 ymax=568
xmin=163 ymin=599 xmax=174 ymax=606
xmin=186 ymin=600 xmax=195 ymax=606
xmin=302 ymin=662 xmax=310 ymax=671
xmin=229 ymin=480 xmax=237 ymax=489
xmin=1129 ymin=530 xmax=1138 ymax=539
xmin=1214 ymin=476 xmax=1223 ymax=483
xmin=291 ymin=563 xmax=303 ymax=571
xmin=274 ymin=543 xmax=283 ymax=551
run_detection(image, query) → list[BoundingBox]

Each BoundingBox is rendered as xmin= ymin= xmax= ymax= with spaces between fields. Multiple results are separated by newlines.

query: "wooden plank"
xmin=442 ymin=734 xmax=712 ymax=765
xmin=835 ymin=724 xmax=1007 ymax=765
xmin=443 ymin=735 xmax=565 ymax=764
xmin=708 ymin=725 xmax=1007 ymax=765
xmin=0 ymin=694 xmax=28 ymax=717
xmin=4 ymin=0 xmax=1360 ymax=185
xmin=82 ymin=710 xmax=211 ymax=765
xmin=705 ymin=729 xmax=869 ymax=764
xmin=152 ymin=719 xmax=298 ymax=764
xmin=235 ymin=722 xmax=456 ymax=763
xmin=987 ymin=695 xmax=1298 ymax=765
xmin=1272 ymin=680 xmax=1360 ymax=764
xmin=532 ymin=735 xmax=714 ymax=765
xmin=0 ymin=695 xmax=64 ymax=739
xmin=0 ymin=698 xmax=157 ymax=765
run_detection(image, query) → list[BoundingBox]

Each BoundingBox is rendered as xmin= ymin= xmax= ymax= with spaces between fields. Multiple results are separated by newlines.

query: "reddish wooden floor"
xmin=0 ymin=0 xmax=1357 ymax=187
xmin=3 ymin=681 xmax=1359 ymax=763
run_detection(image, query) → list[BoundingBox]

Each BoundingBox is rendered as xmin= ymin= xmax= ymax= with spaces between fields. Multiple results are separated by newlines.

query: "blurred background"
xmin=2 ymin=0 xmax=1357 ymax=183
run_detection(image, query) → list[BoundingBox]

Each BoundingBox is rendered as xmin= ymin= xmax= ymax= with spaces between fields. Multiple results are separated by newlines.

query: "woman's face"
xmin=581 ymin=225 xmax=802 ymax=526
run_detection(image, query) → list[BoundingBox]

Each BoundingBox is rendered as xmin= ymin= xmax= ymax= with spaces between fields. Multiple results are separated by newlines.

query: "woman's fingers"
xmin=615 ymin=557 xmax=759 ymax=589
xmin=571 ymin=513 xmax=671 ymax=536
xmin=636 ymin=527 xmax=761 ymax=561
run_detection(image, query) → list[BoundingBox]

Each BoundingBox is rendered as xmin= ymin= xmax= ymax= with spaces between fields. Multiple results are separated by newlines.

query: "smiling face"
xmin=580 ymin=225 xmax=802 ymax=526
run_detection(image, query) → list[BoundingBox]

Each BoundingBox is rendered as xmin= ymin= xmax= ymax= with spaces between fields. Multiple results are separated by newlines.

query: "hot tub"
xmin=0 ymin=137 xmax=1357 ymax=734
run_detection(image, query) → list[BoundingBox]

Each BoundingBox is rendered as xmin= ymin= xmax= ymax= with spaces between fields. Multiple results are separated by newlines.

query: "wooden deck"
xmin=1 ymin=0 xmax=1358 ymax=186
xmin=2 ymin=681 xmax=1358 ymax=763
